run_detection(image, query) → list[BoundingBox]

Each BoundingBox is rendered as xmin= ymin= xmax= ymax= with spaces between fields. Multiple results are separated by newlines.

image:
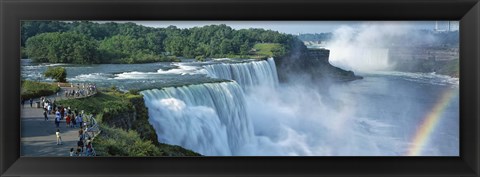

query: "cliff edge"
xmin=275 ymin=41 xmax=362 ymax=83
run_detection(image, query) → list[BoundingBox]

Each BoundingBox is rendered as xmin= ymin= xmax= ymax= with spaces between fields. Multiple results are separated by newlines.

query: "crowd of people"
xmin=22 ymin=82 xmax=99 ymax=157
xmin=65 ymin=83 xmax=97 ymax=98
xmin=51 ymin=104 xmax=97 ymax=156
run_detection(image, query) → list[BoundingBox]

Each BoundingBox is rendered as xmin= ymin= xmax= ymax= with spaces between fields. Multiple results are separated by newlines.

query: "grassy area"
xmin=214 ymin=54 xmax=268 ymax=60
xmin=56 ymin=89 xmax=201 ymax=156
xmin=252 ymin=43 xmax=286 ymax=58
xmin=209 ymin=43 xmax=286 ymax=60
xmin=55 ymin=90 xmax=133 ymax=118
xmin=21 ymin=80 xmax=60 ymax=100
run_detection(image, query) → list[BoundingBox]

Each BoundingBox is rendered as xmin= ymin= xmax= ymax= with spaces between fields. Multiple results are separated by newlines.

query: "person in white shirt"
xmin=56 ymin=129 xmax=62 ymax=145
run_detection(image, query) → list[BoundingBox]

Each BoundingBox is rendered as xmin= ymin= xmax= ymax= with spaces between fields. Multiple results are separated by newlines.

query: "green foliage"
xmin=25 ymin=32 xmax=99 ymax=64
xmin=95 ymin=124 xmax=200 ymax=156
xmin=195 ymin=55 xmax=206 ymax=62
xmin=128 ymin=89 xmax=140 ymax=95
xmin=21 ymin=21 xmax=70 ymax=47
xmin=94 ymin=125 xmax=161 ymax=156
xmin=21 ymin=80 xmax=60 ymax=100
xmin=44 ymin=67 xmax=67 ymax=82
xmin=253 ymin=43 xmax=286 ymax=57
xmin=56 ymin=91 xmax=128 ymax=116
xmin=22 ymin=21 xmax=296 ymax=64
xmin=20 ymin=47 xmax=28 ymax=59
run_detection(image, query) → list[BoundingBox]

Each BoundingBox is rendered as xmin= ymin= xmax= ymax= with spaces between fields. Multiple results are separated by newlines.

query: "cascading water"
xmin=141 ymin=82 xmax=254 ymax=155
xmin=204 ymin=58 xmax=279 ymax=89
xmin=141 ymin=58 xmax=280 ymax=155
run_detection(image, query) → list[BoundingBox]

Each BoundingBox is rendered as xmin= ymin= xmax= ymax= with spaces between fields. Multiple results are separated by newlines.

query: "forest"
xmin=22 ymin=21 xmax=297 ymax=64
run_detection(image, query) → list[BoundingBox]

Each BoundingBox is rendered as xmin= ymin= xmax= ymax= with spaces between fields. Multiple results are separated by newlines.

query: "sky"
xmin=116 ymin=21 xmax=459 ymax=34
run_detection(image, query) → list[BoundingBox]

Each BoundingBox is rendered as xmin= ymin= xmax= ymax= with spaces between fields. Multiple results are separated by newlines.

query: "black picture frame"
xmin=1 ymin=0 xmax=479 ymax=176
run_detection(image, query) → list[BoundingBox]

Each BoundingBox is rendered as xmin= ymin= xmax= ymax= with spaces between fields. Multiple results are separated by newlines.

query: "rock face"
xmin=275 ymin=42 xmax=362 ymax=83
xmin=306 ymin=48 xmax=330 ymax=63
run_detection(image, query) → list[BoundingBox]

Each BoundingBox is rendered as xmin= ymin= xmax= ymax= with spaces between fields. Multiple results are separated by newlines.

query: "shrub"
xmin=94 ymin=125 xmax=161 ymax=156
xmin=21 ymin=80 xmax=60 ymax=99
xmin=195 ymin=55 xmax=206 ymax=62
xmin=44 ymin=66 xmax=67 ymax=82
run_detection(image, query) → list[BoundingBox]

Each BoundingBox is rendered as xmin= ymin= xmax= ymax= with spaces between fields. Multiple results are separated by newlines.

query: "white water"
xmin=141 ymin=58 xmax=459 ymax=156
xmin=204 ymin=58 xmax=279 ymax=89
xmin=141 ymin=82 xmax=254 ymax=155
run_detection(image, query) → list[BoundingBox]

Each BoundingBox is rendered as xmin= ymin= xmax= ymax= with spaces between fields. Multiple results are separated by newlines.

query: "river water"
xmin=21 ymin=58 xmax=459 ymax=156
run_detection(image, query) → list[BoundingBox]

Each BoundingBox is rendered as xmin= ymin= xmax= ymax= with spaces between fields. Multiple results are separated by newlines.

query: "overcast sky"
xmin=116 ymin=21 xmax=459 ymax=34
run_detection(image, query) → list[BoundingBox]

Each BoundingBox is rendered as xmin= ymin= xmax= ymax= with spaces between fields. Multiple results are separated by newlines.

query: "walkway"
xmin=21 ymin=86 xmax=96 ymax=156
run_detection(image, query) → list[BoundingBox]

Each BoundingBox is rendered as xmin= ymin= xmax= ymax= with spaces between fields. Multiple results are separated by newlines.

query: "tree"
xmin=25 ymin=32 xmax=99 ymax=64
xmin=44 ymin=67 xmax=67 ymax=82
xmin=23 ymin=21 xmax=299 ymax=63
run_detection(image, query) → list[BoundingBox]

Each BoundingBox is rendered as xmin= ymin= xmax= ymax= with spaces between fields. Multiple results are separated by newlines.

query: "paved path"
xmin=21 ymin=87 xmax=95 ymax=156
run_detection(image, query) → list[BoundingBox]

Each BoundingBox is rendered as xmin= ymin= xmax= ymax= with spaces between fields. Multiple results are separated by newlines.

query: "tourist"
xmin=60 ymin=106 xmax=65 ymax=120
xmin=64 ymin=107 xmax=69 ymax=116
xmin=77 ymin=114 xmax=83 ymax=129
xmin=76 ymin=148 xmax=81 ymax=156
xmin=29 ymin=98 xmax=33 ymax=107
xmin=79 ymin=129 xmax=85 ymax=141
xmin=55 ymin=110 xmax=61 ymax=128
xmin=47 ymin=104 xmax=52 ymax=115
xmin=66 ymin=114 xmax=71 ymax=128
xmin=21 ymin=98 xmax=25 ymax=107
xmin=69 ymin=148 xmax=75 ymax=156
xmin=77 ymin=139 xmax=84 ymax=155
xmin=43 ymin=110 xmax=48 ymax=121
xmin=43 ymin=101 xmax=48 ymax=110
xmin=72 ymin=114 xmax=77 ymax=128
xmin=56 ymin=129 xmax=62 ymax=145
xmin=85 ymin=142 xmax=92 ymax=156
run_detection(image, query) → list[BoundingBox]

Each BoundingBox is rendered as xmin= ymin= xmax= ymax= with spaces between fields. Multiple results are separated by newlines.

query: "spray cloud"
xmin=326 ymin=22 xmax=436 ymax=72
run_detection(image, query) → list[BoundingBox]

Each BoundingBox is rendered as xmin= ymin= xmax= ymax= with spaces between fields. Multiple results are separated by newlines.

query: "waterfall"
xmin=204 ymin=58 xmax=279 ymax=89
xmin=141 ymin=58 xmax=281 ymax=155
xmin=141 ymin=82 xmax=254 ymax=155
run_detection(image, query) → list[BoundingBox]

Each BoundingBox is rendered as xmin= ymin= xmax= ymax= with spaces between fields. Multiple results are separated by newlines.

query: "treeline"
xmin=22 ymin=21 xmax=297 ymax=64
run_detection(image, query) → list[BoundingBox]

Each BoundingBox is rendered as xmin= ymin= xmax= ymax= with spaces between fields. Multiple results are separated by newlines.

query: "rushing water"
xmin=21 ymin=58 xmax=459 ymax=156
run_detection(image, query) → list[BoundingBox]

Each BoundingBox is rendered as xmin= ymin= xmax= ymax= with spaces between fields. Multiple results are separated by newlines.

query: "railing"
xmin=83 ymin=115 xmax=101 ymax=156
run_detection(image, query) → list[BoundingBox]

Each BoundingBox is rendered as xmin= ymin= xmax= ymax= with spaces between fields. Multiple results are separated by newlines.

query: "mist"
xmin=325 ymin=22 xmax=437 ymax=73
xmin=241 ymin=71 xmax=458 ymax=156
xmin=240 ymin=79 xmax=405 ymax=156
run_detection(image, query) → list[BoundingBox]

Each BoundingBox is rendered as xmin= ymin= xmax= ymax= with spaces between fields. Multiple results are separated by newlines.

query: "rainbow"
xmin=405 ymin=89 xmax=458 ymax=156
